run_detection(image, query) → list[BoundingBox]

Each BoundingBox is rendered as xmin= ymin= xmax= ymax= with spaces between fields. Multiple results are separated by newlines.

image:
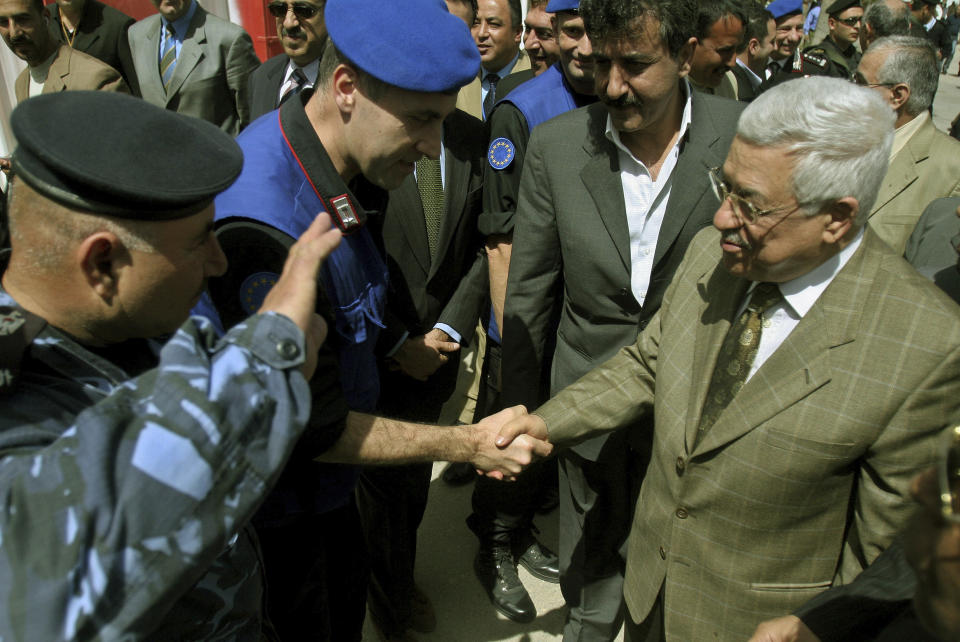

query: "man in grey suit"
xmin=247 ymin=0 xmax=326 ymax=120
xmin=128 ymin=0 xmax=260 ymax=135
xmin=497 ymin=75 xmax=960 ymax=641
xmin=500 ymin=0 xmax=742 ymax=637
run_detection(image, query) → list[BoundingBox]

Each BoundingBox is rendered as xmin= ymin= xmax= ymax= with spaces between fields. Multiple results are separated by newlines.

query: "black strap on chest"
xmin=0 ymin=305 xmax=47 ymax=396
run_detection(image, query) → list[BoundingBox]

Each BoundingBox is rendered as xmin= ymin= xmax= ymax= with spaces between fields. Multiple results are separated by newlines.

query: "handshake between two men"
xmin=268 ymin=211 xmax=553 ymax=479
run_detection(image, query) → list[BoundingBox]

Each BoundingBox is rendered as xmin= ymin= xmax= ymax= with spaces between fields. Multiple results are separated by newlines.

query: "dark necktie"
xmin=416 ymin=157 xmax=444 ymax=258
xmin=482 ymin=73 xmax=499 ymax=121
xmin=695 ymin=282 xmax=783 ymax=446
xmin=278 ymin=68 xmax=308 ymax=107
xmin=160 ymin=23 xmax=177 ymax=91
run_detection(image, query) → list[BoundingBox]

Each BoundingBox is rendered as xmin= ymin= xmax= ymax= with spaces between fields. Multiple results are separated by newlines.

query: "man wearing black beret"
xmin=0 ymin=90 xmax=547 ymax=640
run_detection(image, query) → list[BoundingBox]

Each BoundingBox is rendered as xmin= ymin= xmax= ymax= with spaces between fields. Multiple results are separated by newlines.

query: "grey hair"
xmin=863 ymin=0 xmax=911 ymax=41
xmin=8 ymin=180 xmax=157 ymax=273
xmin=869 ymin=35 xmax=939 ymax=116
xmin=736 ymin=76 xmax=894 ymax=225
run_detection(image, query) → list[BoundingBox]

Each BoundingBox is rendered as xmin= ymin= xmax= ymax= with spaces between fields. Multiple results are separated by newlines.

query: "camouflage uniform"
xmin=0 ymin=284 xmax=312 ymax=641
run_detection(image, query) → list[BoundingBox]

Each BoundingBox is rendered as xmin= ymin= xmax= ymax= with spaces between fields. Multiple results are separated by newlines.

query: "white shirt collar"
xmin=773 ymin=227 xmax=865 ymax=318
xmin=484 ymin=52 xmax=520 ymax=81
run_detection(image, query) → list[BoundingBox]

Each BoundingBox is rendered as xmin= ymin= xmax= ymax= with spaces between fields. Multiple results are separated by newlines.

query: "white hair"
xmin=736 ymin=76 xmax=894 ymax=225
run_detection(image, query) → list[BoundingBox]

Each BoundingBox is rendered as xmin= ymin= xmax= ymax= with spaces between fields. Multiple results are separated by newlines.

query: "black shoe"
xmin=441 ymin=461 xmax=476 ymax=486
xmin=517 ymin=536 xmax=560 ymax=584
xmin=474 ymin=545 xmax=537 ymax=623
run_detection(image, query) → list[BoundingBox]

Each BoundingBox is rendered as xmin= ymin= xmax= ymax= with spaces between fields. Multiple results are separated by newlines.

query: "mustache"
xmin=8 ymin=35 xmax=32 ymax=47
xmin=602 ymin=94 xmax=641 ymax=109
xmin=722 ymin=230 xmax=751 ymax=250
xmin=281 ymin=26 xmax=303 ymax=37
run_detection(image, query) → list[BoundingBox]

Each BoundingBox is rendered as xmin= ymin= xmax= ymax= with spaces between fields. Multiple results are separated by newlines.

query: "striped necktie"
xmin=160 ymin=23 xmax=177 ymax=91
xmin=482 ymin=73 xmax=499 ymax=121
xmin=278 ymin=68 xmax=308 ymax=107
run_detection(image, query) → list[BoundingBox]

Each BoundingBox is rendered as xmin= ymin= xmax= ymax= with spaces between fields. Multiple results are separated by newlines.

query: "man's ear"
xmin=822 ymin=196 xmax=858 ymax=244
xmin=332 ymin=63 xmax=359 ymax=114
xmin=77 ymin=232 xmax=123 ymax=301
xmin=889 ymin=82 xmax=911 ymax=112
xmin=676 ymin=36 xmax=697 ymax=77
xmin=747 ymin=37 xmax=760 ymax=57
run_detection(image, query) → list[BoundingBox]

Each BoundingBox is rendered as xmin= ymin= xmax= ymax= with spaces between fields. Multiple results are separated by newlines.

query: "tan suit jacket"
xmin=537 ymin=227 xmax=960 ymax=640
xmin=455 ymin=51 xmax=531 ymax=120
xmin=15 ymin=44 xmax=127 ymax=102
xmin=869 ymin=117 xmax=960 ymax=255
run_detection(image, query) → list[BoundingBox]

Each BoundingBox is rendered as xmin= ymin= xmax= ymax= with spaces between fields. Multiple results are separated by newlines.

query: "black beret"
xmin=826 ymin=0 xmax=861 ymax=15
xmin=11 ymin=91 xmax=243 ymax=220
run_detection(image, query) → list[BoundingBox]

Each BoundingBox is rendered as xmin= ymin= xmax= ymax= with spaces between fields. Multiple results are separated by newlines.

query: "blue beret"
xmin=11 ymin=92 xmax=242 ymax=220
xmin=767 ymin=0 xmax=803 ymax=19
xmin=546 ymin=0 xmax=580 ymax=12
xmin=325 ymin=0 xmax=480 ymax=93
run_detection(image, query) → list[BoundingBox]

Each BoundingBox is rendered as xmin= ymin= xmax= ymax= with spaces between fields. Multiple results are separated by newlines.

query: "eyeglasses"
xmin=940 ymin=425 xmax=960 ymax=523
xmin=853 ymin=74 xmax=895 ymax=88
xmin=267 ymin=1 xmax=321 ymax=20
xmin=708 ymin=167 xmax=796 ymax=224
xmin=837 ymin=16 xmax=862 ymax=27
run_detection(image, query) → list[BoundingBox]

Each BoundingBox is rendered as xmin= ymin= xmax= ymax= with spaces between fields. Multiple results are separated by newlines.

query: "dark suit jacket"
xmin=129 ymin=5 xmax=260 ymax=135
xmin=905 ymin=196 xmax=960 ymax=303
xmin=247 ymin=52 xmax=288 ymax=121
xmin=729 ymin=62 xmax=760 ymax=102
xmin=46 ymin=0 xmax=138 ymax=95
xmin=371 ymin=109 xmax=488 ymax=420
xmin=501 ymin=92 xmax=744 ymax=460
xmin=537 ymin=227 xmax=960 ymax=638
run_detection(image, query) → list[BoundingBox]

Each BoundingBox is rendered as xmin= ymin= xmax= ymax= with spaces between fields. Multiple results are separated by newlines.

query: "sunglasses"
xmin=837 ymin=16 xmax=862 ymax=27
xmin=267 ymin=2 xmax=321 ymax=20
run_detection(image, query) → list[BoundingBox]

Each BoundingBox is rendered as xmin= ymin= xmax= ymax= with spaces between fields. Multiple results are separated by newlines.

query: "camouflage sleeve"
xmin=0 ymin=312 xmax=311 ymax=641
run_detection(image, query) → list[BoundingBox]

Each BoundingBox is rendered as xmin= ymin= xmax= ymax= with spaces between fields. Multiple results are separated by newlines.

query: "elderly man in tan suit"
xmin=856 ymin=35 xmax=960 ymax=255
xmin=496 ymin=74 xmax=960 ymax=641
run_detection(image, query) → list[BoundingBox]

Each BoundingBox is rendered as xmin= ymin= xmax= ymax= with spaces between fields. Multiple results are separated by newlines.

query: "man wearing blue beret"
xmin=207 ymin=0 xmax=491 ymax=639
xmin=759 ymin=0 xmax=846 ymax=92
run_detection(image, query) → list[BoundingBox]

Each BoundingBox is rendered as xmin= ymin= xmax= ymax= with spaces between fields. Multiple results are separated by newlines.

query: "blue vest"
xmin=214 ymin=110 xmax=388 ymax=514
xmin=498 ymin=62 xmax=579 ymax=133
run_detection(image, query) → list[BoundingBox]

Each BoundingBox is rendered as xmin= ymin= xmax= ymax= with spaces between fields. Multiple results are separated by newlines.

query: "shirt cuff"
xmin=433 ymin=323 xmax=462 ymax=344
xmin=385 ymin=330 xmax=410 ymax=358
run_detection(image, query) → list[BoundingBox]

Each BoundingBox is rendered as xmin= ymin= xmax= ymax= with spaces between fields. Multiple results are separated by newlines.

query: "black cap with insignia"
xmin=825 ymin=0 xmax=861 ymax=16
xmin=10 ymin=91 xmax=244 ymax=220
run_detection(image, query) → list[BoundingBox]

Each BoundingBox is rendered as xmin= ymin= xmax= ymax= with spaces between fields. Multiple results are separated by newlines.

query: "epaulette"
xmin=0 ymin=306 xmax=47 ymax=396
xmin=801 ymin=50 xmax=829 ymax=69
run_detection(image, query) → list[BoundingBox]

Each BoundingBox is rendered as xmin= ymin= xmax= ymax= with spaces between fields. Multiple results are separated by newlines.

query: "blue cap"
xmin=325 ymin=0 xmax=480 ymax=93
xmin=545 ymin=0 xmax=579 ymax=12
xmin=766 ymin=0 xmax=803 ymax=19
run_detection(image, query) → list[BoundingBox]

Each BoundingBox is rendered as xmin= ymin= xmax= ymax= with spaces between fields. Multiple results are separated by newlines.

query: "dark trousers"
xmin=559 ymin=427 xmax=644 ymax=641
xmin=356 ymin=357 xmax=457 ymax=634
xmin=467 ymin=339 xmax=556 ymax=546
xmin=256 ymin=499 xmax=368 ymax=642
xmin=357 ymin=462 xmax=433 ymax=635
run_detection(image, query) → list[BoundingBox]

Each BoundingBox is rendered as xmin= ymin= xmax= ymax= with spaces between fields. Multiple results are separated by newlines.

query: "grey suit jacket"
xmin=536 ymin=227 xmax=960 ymax=639
xmin=905 ymin=195 xmax=960 ymax=302
xmin=15 ymin=44 xmax=127 ymax=102
xmin=868 ymin=116 xmax=960 ymax=255
xmin=128 ymin=5 xmax=260 ymax=135
xmin=501 ymin=92 xmax=743 ymax=460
